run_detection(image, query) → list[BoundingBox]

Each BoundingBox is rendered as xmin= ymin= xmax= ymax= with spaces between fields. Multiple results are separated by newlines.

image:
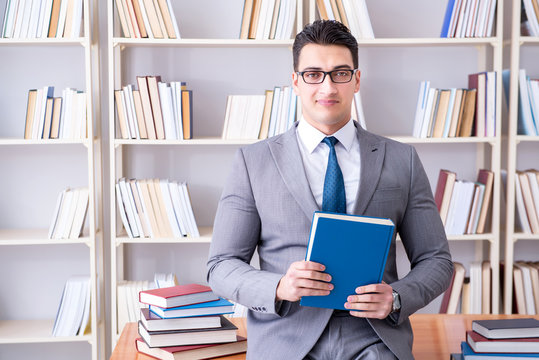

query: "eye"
xmin=304 ymin=71 xmax=322 ymax=80
xmin=334 ymin=70 xmax=350 ymax=77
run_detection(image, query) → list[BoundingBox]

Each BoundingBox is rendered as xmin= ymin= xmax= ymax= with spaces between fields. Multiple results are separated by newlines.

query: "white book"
xmin=515 ymin=173 xmax=532 ymax=233
xmin=473 ymin=0 xmax=488 ymax=37
xmin=221 ymin=95 xmax=232 ymax=139
xmin=283 ymin=0 xmax=296 ymax=40
xmin=69 ymin=187 xmax=89 ymax=238
xmin=48 ymin=189 xmax=66 ymax=239
xmin=528 ymin=79 xmax=539 ymax=130
xmin=61 ymin=187 xmax=80 ymax=239
xmin=2 ymin=0 xmax=18 ymax=38
xmin=484 ymin=0 xmax=497 ymax=37
xmin=166 ymin=0 xmax=180 ymax=38
xmin=267 ymin=86 xmax=281 ymax=137
xmin=444 ymin=180 xmax=461 ymax=235
xmin=519 ymin=69 xmax=538 ymax=135
xmin=123 ymin=178 xmax=144 ymax=237
xmin=53 ymin=188 xmax=74 ymax=239
xmin=134 ymin=180 xmax=154 ymax=238
xmin=38 ymin=0 xmax=54 ymax=38
xmin=286 ymin=91 xmax=297 ymax=131
xmin=180 ymin=182 xmax=199 ymax=237
xmin=168 ymin=181 xmax=187 ymax=236
xmin=469 ymin=261 xmax=483 ymax=314
xmin=61 ymin=88 xmax=74 ymax=139
xmin=464 ymin=0 xmax=479 ymax=38
xmin=526 ymin=171 xmax=539 ymax=226
xmin=158 ymin=82 xmax=177 ymax=140
xmin=124 ymin=85 xmax=139 ymax=139
xmin=523 ymin=0 xmax=539 ymax=36
xmin=159 ymin=179 xmax=182 ymax=238
xmin=52 ymin=278 xmax=70 ymax=335
xmin=452 ymin=180 xmax=476 ymax=235
xmin=116 ymin=183 xmax=134 ymax=238
xmin=277 ymin=86 xmax=291 ymax=136
xmin=54 ymin=278 xmax=81 ymax=336
xmin=442 ymin=88 xmax=457 ymax=137
xmin=419 ymin=88 xmax=436 ymax=138
xmin=353 ymin=91 xmax=367 ymax=130
xmin=12 ymin=0 xmax=27 ymax=38
xmin=68 ymin=0 xmax=83 ymax=38
xmin=354 ymin=0 xmax=374 ymax=39
xmin=323 ymin=0 xmax=334 ymax=19
xmin=342 ymin=0 xmax=361 ymax=39
xmin=516 ymin=262 xmax=536 ymax=315
xmin=55 ymin=0 xmax=69 ymax=38
xmin=65 ymin=276 xmax=89 ymax=336
xmin=448 ymin=0 xmax=463 ymax=37
xmin=28 ymin=0 xmax=43 ymax=38
xmin=135 ymin=0 xmax=153 ymax=38
xmin=454 ymin=0 xmax=469 ymax=38
xmin=261 ymin=0 xmax=275 ymax=40
xmin=77 ymin=277 xmax=91 ymax=335
xmin=171 ymin=82 xmax=184 ymax=139
xmin=412 ymin=81 xmax=430 ymax=138
xmin=274 ymin=0 xmax=288 ymax=40
xmin=466 ymin=183 xmax=485 ymax=234
xmin=243 ymin=95 xmax=265 ymax=139
xmin=485 ymin=71 xmax=496 ymax=137
xmin=226 ymin=95 xmax=246 ymax=139
xmin=18 ymin=0 xmax=34 ymax=38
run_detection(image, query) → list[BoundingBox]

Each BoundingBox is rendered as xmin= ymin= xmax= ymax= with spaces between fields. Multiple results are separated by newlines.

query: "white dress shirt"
xmin=296 ymin=117 xmax=361 ymax=213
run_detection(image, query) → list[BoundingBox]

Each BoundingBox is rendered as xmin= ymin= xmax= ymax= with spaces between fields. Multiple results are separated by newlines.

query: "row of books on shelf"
xmin=115 ymin=76 xmax=193 ymax=140
xmin=517 ymin=69 xmax=539 ymax=136
xmin=2 ymin=0 xmax=83 ymax=39
xmin=522 ymin=0 xmax=539 ymax=36
xmin=315 ymin=0 xmax=373 ymax=39
xmin=441 ymin=261 xmax=539 ymax=316
xmin=239 ymin=0 xmax=297 ymax=40
xmin=413 ymin=72 xmax=496 ymax=139
xmin=451 ymin=318 xmax=539 ymax=359
xmin=48 ymin=187 xmax=89 ymax=240
xmin=115 ymin=0 xmax=179 ymax=39
xmin=53 ymin=275 xmax=91 ymax=336
xmin=515 ymin=169 xmax=539 ymax=234
xmin=116 ymin=178 xmax=199 ymax=239
xmin=434 ymin=169 xmax=494 ymax=235
xmin=135 ymin=283 xmax=246 ymax=359
xmin=441 ymin=0 xmax=497 ymax=38
xmin=24 ymin=87 xmax=87 ymax=140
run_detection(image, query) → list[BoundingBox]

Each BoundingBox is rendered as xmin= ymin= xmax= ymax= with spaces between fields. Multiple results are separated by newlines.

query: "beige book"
xmin=513 ymin=265 xmax=527 ymax=314
xmin=316 ymin=0 xmax=329 ymax=20
xmin=146 ymin=76 xmax=165 ymax=139
xmin=258 ymin=90 xmax=274 ymax=139
xmin=114 ymin=90 xmax=130 ymax=139
xmin=132 ymin=90 xmax=148 ymax=139
xmin=476 ymin=169 xmax=493 ymax=234
xmin=142 ymin=0 xmax=163 ymax=38
xmin=151 ymin=178 xmax=174 ymax=237
xmin=131 ymin=0 xmax=148 ymax=38
xmin=144 ymin=179 xmax=167 ymax=237
xmin=447 ymin=262 xmax=466 ymax=314
xmin=138 ymin=179 xmax=161 ymax=237
xmin=268 ymin=0 xmax=281 ymax=40
xmin=432 ymin=89 xmax=451 ymax=138
xmin=62 ymin=0 xmax=75 ymax=37
xmin=457 ymin=89 xmax=477 ymax=137
xmin=481 ymin=261 xmax=491 ymax=314
xmin=448 ymin=89 xmax=464 ymax=137
xmin=335 ymin=0 xmax=349 ymax=28
xmin=24 ymin=89 xmax=37 ymax=139
xmin=249 ymin=0 xmax=262 ymax=39
xmin=240 ymin=0 xmax=255 ymax=39
xmin=42 ymin=97 xmax=54 ymax=139
xmin=48 ymin=0 xmax=62 ymax=37
xmin=123 ymin=0 xmax=141 ymax=38
xmin=152 ymin=0 xmax=168 ymax=39
xmin=518 ymin=171 xmax=539 ymax=234
xmin=529 ymin=262 xmax=539 ymax=312
xmin=156 ymin=0 xmax=176 ymax=38
xmin=129 ymin=180 xmax=150 ymax=237
xmin=329 ymin=0 xmax=341 ymax=22
xmin=50 ymin=97 xmax=63 ymax=139
xmin=136 ymin=76 xmax=157 ymax=139
xmin=115 ymin=0 xmax=131 ymax=37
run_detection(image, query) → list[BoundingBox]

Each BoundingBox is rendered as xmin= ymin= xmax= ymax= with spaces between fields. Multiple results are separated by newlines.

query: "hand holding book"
xmin=275 ymin=260 xmax=333 ymax=302
xmin=344 ymin=282 xmax=394 ymax=320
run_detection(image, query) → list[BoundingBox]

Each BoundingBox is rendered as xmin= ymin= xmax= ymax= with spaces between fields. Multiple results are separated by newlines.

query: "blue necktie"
xmin=322 ymin=136 xmax=346 ymax=213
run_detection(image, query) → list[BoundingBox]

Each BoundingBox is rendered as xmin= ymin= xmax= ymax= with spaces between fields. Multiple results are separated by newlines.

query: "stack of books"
xmin=53 ymin=275 xmax=91 ymax=336
xmin=440 ymin=0 xmax=497 ymax=38
xmin=516 ymin=69 xmax=539 ymax=136
xmin=114 ymin=76 xmax=193 ymax=140
xmin=315 ymin=0 xmax=374 ymax=39
xmin=239 ymin=0 xmax=297 ymax=40
xmin=114 ymin=0 xmax=180 ymax=39
xmin=115 ymin=178 xmax=199 ymax=239
xmin=522 ymin=0 xmax=539 ymax=36
xmin=136 ymin=283 xmax=247 ymax=359
xmin=48 ymin=187 xmax=90 ymax=239
xmin=451 ymin=318 xmax=539 ymax=359
xmin=434 ymin=169 xmax=494 ymax=235
xmin=2 ymin=0 xmax=84 ymax=39
xmin=512 ymin=261 xmax=539 ymax=315
xmin=24 ymin=87 xmax=88 ymax=140
xmin=515 ymin=169 xmax=539 ymax=235
xmin=413 ymin=72 xmax=497 ymax=138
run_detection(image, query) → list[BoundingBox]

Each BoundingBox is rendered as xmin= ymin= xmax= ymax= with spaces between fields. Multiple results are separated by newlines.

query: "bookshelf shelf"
xmin=0 ymin=229 xmax=90 ymax=245
xmin=114 ymin=138 xmax=257 ymax=146
xmin=516 ymin=135 xmax=539 ymax=143
xmin=510 ymin=233 xmax=539 ymax=241
xmin=115 ymin=226 xmax=212 ymax=245
xmin=0 ymin=320 xmax=91 ymax=344
xmin=0 ymin=38 xmax=87 ymax=46
xmin=0 ymin=139 xmax=90 ymax=145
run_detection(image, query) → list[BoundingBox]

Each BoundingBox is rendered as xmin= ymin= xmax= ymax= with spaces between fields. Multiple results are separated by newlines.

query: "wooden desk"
xmin=111 ymin=314 xmax=539 ymax=360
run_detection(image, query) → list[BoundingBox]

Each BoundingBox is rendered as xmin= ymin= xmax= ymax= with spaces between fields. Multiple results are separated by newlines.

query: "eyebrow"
xmin=300 ymin=65 xmax=354 ymax=71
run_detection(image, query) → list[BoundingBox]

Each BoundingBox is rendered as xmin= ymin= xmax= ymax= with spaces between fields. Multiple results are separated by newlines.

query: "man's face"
xmin=292 ymin=44 xmax=360 ymax=135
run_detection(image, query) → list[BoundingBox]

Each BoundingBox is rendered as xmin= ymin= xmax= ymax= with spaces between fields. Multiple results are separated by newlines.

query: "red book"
xmin=466 ymin=330 xmax=539 ymax=353
xmin=135 ymin=336 xmax=247 ymax=360
xmin=139 ymin=284 xmax=218 ymax=309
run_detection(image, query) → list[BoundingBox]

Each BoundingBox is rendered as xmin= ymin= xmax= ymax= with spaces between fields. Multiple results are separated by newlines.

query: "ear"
xmin=292 ymin=71 xmax=300 ymax=95
xmin=354 ymin=70 xmax=361 ymax=93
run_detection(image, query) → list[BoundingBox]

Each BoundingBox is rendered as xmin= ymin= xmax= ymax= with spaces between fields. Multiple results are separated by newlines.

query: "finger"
xmin=295 ymin=278 xmax=334 ymax=292
xmin=295 ymin=261 xmax=326 ymax=272
xmin=347 ymin=293 xmax=387 ymax=304
xmin=355 ymin=283 xmax=388 ymax=294
xmin=297 ymin=269 xmax=332 ymax=283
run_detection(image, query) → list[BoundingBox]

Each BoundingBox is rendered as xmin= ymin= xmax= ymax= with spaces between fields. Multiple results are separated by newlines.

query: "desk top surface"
xmin=111 ymin=314 xmax=539 ymax=360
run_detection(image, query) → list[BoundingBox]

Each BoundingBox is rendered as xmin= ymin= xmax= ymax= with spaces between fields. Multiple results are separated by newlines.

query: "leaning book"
xmin=300 ymin=211 xmax=394 ymax=311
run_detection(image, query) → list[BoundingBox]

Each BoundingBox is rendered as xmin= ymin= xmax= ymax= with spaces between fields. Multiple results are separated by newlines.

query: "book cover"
xmin=139 ymin=283 xmax=218 ymax=308
xmin=300 ymin=211 xmax=394 ymax=310
xmin=150 ymin=298 xmax=234 ymax=319
xmin=138 ymin=316 xmax=238 ymax=348
xmin=467 ymin=330 xmax=539 ymax=353
xmin=472 ymin=318 xmax=539 ymax=339
xmin=135 ymin=335 xmax=247 ymax=360
xmin=461 ymin=341 xmax=539 ymax=359
xmin=140 ymin=308 xmax=222 ymax=332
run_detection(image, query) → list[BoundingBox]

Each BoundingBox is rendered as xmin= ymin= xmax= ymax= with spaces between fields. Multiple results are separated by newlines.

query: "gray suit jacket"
xmin=207 ymin=122 xmax=453 ymax=360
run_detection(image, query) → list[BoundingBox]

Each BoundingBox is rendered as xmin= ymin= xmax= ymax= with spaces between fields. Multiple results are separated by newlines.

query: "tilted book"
xmin=300 ymin=211 xmax=394 ymax=310
xmin=139 ymin=283 xmax=218 ymax=309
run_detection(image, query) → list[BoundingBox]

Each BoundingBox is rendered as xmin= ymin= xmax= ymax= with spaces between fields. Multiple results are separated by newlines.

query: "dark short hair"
xmin=292 ymin=20 xmax=358 ymax=72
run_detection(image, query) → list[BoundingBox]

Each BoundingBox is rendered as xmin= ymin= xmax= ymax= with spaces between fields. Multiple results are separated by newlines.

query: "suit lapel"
xmin=268 ymin=126 xmax=319 ymax=221
xmin=353 ymin=124 xmax=386 ymax=215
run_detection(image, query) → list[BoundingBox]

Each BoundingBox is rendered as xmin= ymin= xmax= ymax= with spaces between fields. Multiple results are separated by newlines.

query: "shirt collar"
xmin=297 ymin=116 xmax=356 ymax=154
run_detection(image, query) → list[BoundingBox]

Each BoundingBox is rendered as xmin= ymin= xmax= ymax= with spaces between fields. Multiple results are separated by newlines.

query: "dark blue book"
xmin=150 ymin=298 xmax=234 ymax=319
xmin=441 ymin=0 xmax=456 ymax=37
xmin=300 ymin=211 xmax=394 ymax=311
xmin=461 ymin=341 xmax=539 ymax=359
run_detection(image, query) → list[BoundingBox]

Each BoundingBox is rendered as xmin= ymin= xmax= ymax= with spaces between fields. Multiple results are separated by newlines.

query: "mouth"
xmin=316 ymin=99 xmax=339 ymax=106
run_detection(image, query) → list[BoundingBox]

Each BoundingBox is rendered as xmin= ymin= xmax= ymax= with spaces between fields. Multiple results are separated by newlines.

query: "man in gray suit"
xmin=207 ymin=20 xmax=453 ymax=359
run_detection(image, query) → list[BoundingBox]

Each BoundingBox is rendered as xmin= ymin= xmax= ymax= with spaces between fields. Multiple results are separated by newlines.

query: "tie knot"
xmin=323 ymin=136 xmax=338 ymax=148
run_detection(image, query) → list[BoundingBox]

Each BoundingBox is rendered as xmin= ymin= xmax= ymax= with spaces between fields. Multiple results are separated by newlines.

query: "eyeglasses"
xmin=296 ymin=69 xmax=358 ymax=84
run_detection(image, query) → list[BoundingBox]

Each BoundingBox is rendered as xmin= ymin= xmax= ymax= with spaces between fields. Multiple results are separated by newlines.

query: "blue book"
xmin=441 ymin=0 xmax=456 ymax=37
xmin=150 ymin=298 xmax=234 ymax=319
xmin=300 ymin=211 xmax=394 ymax=310
xmin=461 ymin=341 xmax=539 ymax=359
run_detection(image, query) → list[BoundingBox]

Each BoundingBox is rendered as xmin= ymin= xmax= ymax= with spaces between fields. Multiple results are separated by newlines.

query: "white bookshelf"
xmin=503 ymin=0 xmax=539 ymax=314
xmin=0 ymin=0 xmax=103 ymax=359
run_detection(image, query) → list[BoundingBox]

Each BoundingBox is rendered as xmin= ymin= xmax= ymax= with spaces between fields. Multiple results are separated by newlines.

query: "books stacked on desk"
xmin=135 ymin=283 xmax=247 ymax=359
xmin=450 ymin=318 xmax=539 ymax=359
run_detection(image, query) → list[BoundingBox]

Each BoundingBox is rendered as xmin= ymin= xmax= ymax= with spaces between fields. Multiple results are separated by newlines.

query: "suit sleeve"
xmin=207 ymin=148 xmax=283 ymax=315
xmin=390 ymin=147 xmax=453 ymax=323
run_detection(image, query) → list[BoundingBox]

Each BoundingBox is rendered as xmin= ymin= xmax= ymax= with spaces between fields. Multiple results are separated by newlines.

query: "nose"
xmin=319 ymin=73 xmax=337 ymax=93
